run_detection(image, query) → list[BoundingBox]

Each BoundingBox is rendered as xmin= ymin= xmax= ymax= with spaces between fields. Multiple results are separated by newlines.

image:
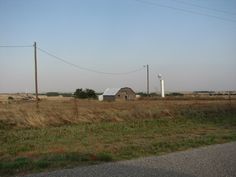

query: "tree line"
xmin=45 ymin=88 xmax=97 ymax=99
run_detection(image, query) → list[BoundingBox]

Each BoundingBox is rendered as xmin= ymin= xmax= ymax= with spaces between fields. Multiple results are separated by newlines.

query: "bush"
xmin=74 ymin=88 xmax=97 ymax=99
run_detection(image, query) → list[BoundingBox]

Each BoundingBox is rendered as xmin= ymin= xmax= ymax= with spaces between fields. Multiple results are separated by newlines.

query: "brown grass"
xmin=0 ymin=98 xmax=235 ymax=128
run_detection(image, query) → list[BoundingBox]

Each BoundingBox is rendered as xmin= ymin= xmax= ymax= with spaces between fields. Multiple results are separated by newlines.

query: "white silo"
xmin=158 ymin=74 xmax=165 ymax=98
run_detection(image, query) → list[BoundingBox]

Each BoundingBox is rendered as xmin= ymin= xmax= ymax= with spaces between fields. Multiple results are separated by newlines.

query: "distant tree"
xmin=150 ymin=92 xmax=158 ymax=97
xmin=74 ymin=89 xmax=86 ymax=99
xmin=74 ymin=88 xmax=97 ymax=99
xmin=85 ymin=89 xmax=97 ymax=99
xmin=167 ymin=92 xmax=184 ymax=96
xmin=46 ymin=92 xmax=60 ymax=97
xmin=61 ymin=93 xmax=73 ymax=97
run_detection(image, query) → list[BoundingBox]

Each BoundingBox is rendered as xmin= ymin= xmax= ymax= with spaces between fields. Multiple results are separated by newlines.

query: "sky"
xmin=0 ymin=0 xmax=236 ymax=93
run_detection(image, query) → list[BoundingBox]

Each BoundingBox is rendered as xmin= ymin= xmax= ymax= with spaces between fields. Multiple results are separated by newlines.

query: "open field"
xmin=0 ymin=99 xmax=236 ymax=176
xmin=0 ymin=97 xmax=235 ymax=128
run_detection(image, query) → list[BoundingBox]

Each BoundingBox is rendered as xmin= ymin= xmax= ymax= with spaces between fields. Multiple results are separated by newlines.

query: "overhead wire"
xmin=169 ymin=0 xmax=236 ymax=16
xmin=37 ymin=47 xmax=145 ymax=75
xmin=0 ymin=45 xmax=33 ymax=48
xmin=134 ymin=0 xmax=236 ymax=23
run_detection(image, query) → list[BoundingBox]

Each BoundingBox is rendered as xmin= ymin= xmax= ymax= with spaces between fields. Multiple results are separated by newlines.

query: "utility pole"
xmin=34 ymin=42 xmax=39 ymax=108
xmin=147 ymin=64 xmax=149 ymax=96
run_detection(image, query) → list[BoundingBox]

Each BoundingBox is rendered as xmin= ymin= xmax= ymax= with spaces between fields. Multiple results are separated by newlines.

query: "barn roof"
xmin=103 ymin=88 xmax=121 ymax=96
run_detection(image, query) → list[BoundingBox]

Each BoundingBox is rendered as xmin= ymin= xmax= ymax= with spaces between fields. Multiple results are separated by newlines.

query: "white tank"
xmin=160 ymin=79 xmax=165 ymax=98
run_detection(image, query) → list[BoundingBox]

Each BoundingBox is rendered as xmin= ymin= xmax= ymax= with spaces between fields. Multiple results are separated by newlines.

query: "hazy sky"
xmin=0 ymin=0 xmax=236 ymax=93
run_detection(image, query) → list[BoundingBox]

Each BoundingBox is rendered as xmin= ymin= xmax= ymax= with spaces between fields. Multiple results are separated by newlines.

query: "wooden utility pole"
xmin=34 ymin=42 xmax=39 ymax=107
xmin=147 ymin=64 xmax=149 ymax=96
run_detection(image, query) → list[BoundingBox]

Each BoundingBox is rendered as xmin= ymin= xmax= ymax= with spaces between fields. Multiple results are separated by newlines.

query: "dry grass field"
xmin=0 ymin=98 xmax=236 ymax=176
xmin=1 ymin=99 xmax=172 ymax=128
xmin=0 ymin=97 xmax=235 ymax=128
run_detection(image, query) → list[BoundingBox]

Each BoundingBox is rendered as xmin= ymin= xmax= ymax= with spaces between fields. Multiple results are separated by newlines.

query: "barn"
xmin=101 ymin=87 xmax=136 ymax=101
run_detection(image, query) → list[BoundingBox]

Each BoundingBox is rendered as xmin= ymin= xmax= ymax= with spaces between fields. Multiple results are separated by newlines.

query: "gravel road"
xmin=22 ymin=142 xmax=236 ymax=177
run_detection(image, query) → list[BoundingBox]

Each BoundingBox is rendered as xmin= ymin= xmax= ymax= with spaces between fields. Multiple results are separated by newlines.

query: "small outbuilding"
xmin=101 ymin=87 xmax=136 ymax=101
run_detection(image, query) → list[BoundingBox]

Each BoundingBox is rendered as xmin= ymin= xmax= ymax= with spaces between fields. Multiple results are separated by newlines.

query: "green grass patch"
xmin=96 ymin=152 xmax=113 ymax=162
xmin=0 ymin=152 xmax=113 ymax=176
xmin=35 ymin=159 xmax=51 ymax=169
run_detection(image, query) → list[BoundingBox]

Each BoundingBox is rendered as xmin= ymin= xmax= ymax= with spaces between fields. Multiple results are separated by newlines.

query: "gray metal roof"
xmin=103 ymin=88 xmax=121 ymax=96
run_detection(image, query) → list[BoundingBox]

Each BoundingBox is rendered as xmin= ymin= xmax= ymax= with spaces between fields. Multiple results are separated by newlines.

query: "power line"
xmin=37 ymin=47 xmax=145 ymax=75
xmin=0 ymin=45 xmax=33 ymax=48
xmin=169 ymin=0 xmax=236 ymax=16
xmin=134 ymin=0 xmax=236 ymax=23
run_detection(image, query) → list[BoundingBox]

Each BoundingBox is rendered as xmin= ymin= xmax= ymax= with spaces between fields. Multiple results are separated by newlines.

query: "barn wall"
xmin=115 ymin=88 xmax=136 ymax=101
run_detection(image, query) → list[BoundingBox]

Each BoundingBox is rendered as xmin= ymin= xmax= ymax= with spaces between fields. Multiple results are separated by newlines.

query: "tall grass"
xmin=0 ymin=99 xmax=235 ymax=128
xmin=0 ymin=99 xmax=159 ymax=128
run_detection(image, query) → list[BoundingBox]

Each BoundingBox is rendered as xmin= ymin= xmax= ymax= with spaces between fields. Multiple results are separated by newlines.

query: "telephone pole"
xmin=34 ymin=42 xmax=39 ymax=107
xmin=146 ymin=64 xmax=149 ymax=96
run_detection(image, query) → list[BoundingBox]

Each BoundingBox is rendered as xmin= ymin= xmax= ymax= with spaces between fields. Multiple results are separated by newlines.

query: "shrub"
xmin=74 ymin=88 xmax=97 ymax=99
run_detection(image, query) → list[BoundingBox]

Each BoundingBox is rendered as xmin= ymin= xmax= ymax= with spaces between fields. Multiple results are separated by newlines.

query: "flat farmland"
xmin=0 ymin=99 xmax=235 ymax=176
